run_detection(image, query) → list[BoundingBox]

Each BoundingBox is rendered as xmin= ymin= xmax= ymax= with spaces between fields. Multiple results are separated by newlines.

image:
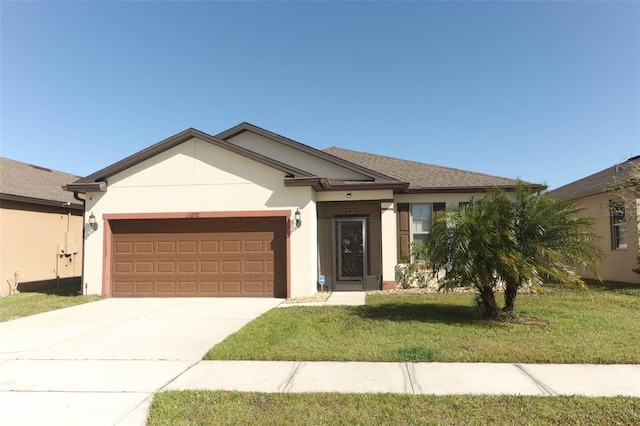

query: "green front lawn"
xmin=148 ymin=391 xmax=640 ymax=425
xmin=205 ymin=284 xmax=640 ymax=363
xmin=0 ymin=286 xmax=101 ymax=322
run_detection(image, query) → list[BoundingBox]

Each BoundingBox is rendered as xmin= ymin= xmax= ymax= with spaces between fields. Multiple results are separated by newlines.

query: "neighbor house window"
xmin=610 ymin=201 xmax=627 ymax=250
xmin=411 ymin=203 xmax=432 ymax=247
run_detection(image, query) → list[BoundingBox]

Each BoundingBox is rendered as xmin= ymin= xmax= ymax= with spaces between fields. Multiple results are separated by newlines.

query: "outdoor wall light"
xmin=294 ymin=209 xmax=302 ymax=228
xmin=88 ymin=212 xmax=98 ymax=231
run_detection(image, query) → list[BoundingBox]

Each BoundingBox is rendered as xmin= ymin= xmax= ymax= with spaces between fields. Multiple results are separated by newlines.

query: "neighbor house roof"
xmin=323 ymin=147 xmax=531 ymax=193
xmin=0 ymin=157 xmax=83 ymax=209
xmin=549 ymin=155 xmax=640 ymax=201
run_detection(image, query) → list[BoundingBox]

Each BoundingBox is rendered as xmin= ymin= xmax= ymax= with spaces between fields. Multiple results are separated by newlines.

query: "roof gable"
xmin=216 ymin=122 xmax=399 ymax=183
xmin=68 ymin=128 xmax=316 ymax=192
xmin=0 ymin=157 xmax=82 ymax=208
xmin=549 ymin=156 xmax=640 ymax=200
xmin=323 ymin=147 xmax=530 ymax=192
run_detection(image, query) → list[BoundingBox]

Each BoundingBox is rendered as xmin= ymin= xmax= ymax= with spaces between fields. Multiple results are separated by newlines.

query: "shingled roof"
xmin=323 ymin=147 xmax=530 ymax=192
xmin=0 ymin=157 xmax=83 ymax=209
xmin=549 ymin=155 xmax=640 ymax=201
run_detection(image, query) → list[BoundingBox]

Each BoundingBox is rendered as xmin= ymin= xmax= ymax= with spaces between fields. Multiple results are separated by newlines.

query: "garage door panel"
xmin=178 ymin=261 xmax=197 ymax=273
xmin=245 ymin=260 xmax=264 ymax=273
xmin=157 ymin=261 xmax=175 ymax=273
xmin=200 ymin=281 xmax=219 ymax=294
xmin=114 ymin=241 xmax=134 ymax=254
xmin=244 ymin=281 xmax=265 ymax=294
xmin=200 ymin=261 xmax=218 ymax=273
xmin=221 ymin=281 xmax=241 ymax=294
xmin=221 ymin=240 xmax=241 ymax=253
xmin=178 ymin=281 xmax=197 ymax=294
xmin=157 ymin=241 xmax=176 ymax=253
xmin=111 ymin=217 xmax=286 ymax=297
xmin=114 ymin=281 xmax=133 ymax=294
xmin=135 ymin=281 xmax=154 ymax=294
xmin=244 ymin=240 xmax=264 ymax=252
xmin=179 ymin=241 xmax=198 ymax=253
xmin=200 ymin=241 xmax=219 ymax=253
xmin=114 ymin=262 xmax=133 ymax=273
xmin=222 ymin=261 xmax=241 ymax=273
xmin=135 ymin=262 xmax=154 ymax=273
xmin=157 ymin=281 xmax=176 ymax=294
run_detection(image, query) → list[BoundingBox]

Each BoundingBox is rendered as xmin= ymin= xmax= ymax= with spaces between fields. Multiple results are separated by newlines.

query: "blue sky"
xmin=2 ymin=1 xmax=639 ymax=189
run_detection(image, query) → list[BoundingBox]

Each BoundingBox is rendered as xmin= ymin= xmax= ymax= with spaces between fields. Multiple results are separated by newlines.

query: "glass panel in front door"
xmin=337 ymin=220 xmax=365 ymax=281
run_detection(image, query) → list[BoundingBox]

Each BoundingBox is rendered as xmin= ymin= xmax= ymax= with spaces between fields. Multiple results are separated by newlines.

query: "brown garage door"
xmin=110 ymin=217 xmax=286 ymax=297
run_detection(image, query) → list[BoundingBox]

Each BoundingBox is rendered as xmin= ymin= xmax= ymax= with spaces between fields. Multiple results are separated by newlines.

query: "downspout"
xmin=73 ymin=191 xmax=87 ymax=295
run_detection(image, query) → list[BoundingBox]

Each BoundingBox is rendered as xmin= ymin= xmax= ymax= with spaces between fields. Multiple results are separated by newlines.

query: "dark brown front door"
xmin=334 ymin=218 xmax=367 ymax=290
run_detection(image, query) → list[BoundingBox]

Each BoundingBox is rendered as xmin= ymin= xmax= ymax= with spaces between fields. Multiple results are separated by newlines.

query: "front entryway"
xmin=333 ymin=218 xmax=367 ymax=290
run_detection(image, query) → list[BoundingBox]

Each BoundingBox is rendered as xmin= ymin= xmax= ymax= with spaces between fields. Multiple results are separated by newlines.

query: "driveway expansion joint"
xmin=158 ymin=359 xmax=203 ymax=392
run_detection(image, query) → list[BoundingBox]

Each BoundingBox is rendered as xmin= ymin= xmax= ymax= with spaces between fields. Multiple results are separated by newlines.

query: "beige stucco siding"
xmin=83 ymin=138 xmax=318 ymax=298
xmin=0 ymin=203 xmax=83 ymax=295
xmin=228 ymin=132 xmax=369 ymax=180
xmin=574 ymin=192 xmax=640 ymax=284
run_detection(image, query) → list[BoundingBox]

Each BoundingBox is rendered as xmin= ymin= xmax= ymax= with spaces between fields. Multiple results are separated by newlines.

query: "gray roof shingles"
xmin=548 ymin=156 xmax=640 ymax=200
xmin=323 ymin=147 xmax=526 ymax=190
xmin=0 ymin=157 xmax=82 ymax=207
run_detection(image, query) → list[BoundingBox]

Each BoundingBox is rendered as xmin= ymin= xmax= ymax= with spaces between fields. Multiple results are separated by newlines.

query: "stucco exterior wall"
xmin=228 ymin=132 xmax=369 ymax=180
xmin=573 ymin=192 xmax=640 ymax=284
xmin=0 ymin=202 xmax=83 ymax=295
xmin=82 ymin=138 xmax=318 ymax=298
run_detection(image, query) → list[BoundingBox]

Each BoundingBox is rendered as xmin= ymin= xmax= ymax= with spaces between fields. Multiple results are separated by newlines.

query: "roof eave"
xmin=64 ymin=182 xmax=108 ymax=193
xmin=403 ymin=183 xmax=544 ymax=194
xmin=0 ymin=193 xmax=83 ymax=210
xmin=284 ymin=178 xmax=408 ymax=193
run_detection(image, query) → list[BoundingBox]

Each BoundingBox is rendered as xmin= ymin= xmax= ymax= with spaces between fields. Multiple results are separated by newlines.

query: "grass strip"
xmin=148 ymin=391 xmax=640 ymax=426
xmin=205 ymin=285 xmax=640 ymax=363
xmin=0 ymin=286 xmax=101 ymax=322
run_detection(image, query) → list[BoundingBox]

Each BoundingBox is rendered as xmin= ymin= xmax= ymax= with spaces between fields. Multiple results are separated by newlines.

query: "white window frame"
xmin=410 ymin=203 xmax=432 ymax=248
xmin=610 ymin=201 xmax=627 ymax=250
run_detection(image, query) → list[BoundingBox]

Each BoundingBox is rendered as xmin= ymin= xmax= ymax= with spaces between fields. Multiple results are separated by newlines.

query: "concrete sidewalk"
xmin=279 ymin=291 xmax=367 ymax=307
xmin=165 ymin=361 xmax=640 ymax=397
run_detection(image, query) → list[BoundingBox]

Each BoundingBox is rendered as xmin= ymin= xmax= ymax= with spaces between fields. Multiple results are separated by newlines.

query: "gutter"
xmin=73 ymin=191 xmax=87 ymax=295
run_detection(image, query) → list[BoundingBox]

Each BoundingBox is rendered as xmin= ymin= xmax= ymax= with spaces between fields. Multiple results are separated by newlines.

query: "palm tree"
xmin=427 ymin=183 xmax=603 ymax=320
xmin=500 ymin=183 xmax=603 ymax=313
xmin=428 ymin=190 xmax=513 ymax=319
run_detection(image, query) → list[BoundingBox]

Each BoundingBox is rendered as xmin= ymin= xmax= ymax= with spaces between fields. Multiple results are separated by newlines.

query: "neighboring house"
xmin=549 ymin=156 xmax=640 ymax=284
xmin=0 ymin=158 xmax=84 ymax=295
xmin=65 ymin=122 xmax=531 ymax=299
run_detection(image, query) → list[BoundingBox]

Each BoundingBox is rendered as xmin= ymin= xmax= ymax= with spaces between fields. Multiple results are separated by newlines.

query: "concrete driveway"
xmin=0 ymin=297 xmax=282 ymax=426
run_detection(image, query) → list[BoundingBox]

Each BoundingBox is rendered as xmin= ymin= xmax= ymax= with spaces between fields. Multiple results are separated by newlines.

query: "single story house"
xmin=65 ymin=122 xmax=528 ymax=298
xmin=549 ymin=156 xmax=640 ymax=284
xmin=0 ymin=157 xmax=84 ymax=295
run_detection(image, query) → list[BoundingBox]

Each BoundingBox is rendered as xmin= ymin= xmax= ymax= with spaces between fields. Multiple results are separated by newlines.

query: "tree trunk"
xmin=479 ymin=285 xmax=499 ymax=320
xmin=503 ymin=283 xmax=518 ymax=313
